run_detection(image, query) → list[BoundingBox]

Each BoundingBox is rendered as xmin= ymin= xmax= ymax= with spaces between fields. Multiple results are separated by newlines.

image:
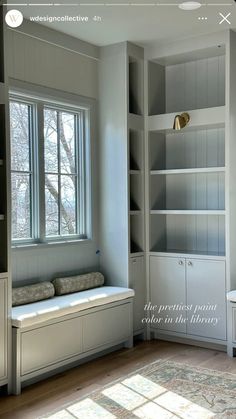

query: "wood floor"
xmin=1 ymin=339 xmax=236 ymax=419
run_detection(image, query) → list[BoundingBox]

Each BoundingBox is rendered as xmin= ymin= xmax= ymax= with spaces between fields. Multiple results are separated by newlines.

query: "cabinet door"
xmin=0 ymin=278 xmax=7 ymax=380
xmin=150 ymin=256 xmax=186 ymax=333
xmin=186 ymin=259 xmax=226 ymax=340
xmin=130 ymin=256 xmax=145 ymax=332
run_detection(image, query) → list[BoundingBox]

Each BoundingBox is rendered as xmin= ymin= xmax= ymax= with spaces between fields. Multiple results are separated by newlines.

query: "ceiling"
xmin=7 ymin=0 xmax=236 ymax=47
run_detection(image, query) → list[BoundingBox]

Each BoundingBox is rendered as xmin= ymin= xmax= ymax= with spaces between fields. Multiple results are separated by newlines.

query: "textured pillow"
xmin=52 ymin=272 xmax=105 ymax=296
xmin=12 ymin=282 xmax=55 ymax=307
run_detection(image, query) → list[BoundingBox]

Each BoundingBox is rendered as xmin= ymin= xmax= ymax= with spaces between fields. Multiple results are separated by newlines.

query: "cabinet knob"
xmin=187 ymin=261 xmax=193 ymax=266
xmin=178 ymin=260 xmax=184 ymax=266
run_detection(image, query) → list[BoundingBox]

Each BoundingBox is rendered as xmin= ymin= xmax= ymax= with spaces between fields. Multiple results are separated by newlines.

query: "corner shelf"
xmin=130 ymin=210 xmax=142 ymax=216
xmin=128 ymin=113 xmax=144 ymax=131
xmin=130 ymin=252 xmax=144 ymax=257
xmin=0 ymin=82 xmax=5 ymax=104
xmin=130 ymin=170 xmax=141 ymax=175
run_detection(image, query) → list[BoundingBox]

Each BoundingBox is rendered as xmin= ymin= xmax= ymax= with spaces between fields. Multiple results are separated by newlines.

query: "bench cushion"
xmin=227 ymin=291 xmax=236 ymax=302
xmin=12 ymin=282 xmax=55 ymax=307
xmin=12 ymin=286 xmax=135 ymax=328
xmin=52 ymin=272 xmax=104 ymax=296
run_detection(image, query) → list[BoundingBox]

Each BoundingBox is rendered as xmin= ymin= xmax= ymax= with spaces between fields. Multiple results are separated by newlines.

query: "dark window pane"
xmin=11 ymin=173 xmax=31 ymax=239
xmin=10 ymin=102 xmax=30 ymax=172
xmin=45 ymin=174 xmax=59 ymax=236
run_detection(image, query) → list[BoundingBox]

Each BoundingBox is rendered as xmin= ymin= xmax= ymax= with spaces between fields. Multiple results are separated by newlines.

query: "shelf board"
xmin=150 ymin=210 xmax=225 ymax=215
xmin=130 ymin=210 xmax=142 ymax=215
xmin=130 ymin=252 xmax=144 ymax=258
xmin=128 ymin=113 xmax=144 ymax=131
xmin=148 ymin=106 xmax=225 ymax=133
xmin=149 ymin=250 xmax=226 ymax=260
xmin=130 ymin=170 xmax=141 ymax=175
xmin=0 ymin=215 xmax=4 ymax=220
xmin=150 ymin=167 xmax=225 ymax=175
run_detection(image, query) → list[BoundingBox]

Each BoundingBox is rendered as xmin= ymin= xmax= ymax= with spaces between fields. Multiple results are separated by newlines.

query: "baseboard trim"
xmin=152 ymin=331 xmax=227 ymax=352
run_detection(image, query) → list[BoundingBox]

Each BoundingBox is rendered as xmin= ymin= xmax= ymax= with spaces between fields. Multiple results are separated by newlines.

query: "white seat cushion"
xmin=227 ymin=290 xmax=236 ymax=302
xmin=12 ymin=286 xmax=135 ymax=328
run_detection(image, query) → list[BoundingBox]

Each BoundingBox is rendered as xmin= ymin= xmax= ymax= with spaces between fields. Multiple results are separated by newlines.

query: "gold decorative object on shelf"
xmin=173 ymin=112 xmax=190 ymax=130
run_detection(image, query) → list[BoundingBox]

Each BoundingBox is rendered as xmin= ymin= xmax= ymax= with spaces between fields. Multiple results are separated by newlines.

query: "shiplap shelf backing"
xmin=150 ymin=214 xmax=225 ymax=256
xmin=150 ymin=173 xmax=225 ymax=211
xmin=148 ymin=54 xmax=225 ymax=116
xmin=149 ymin=127 xmax=225 ymax=170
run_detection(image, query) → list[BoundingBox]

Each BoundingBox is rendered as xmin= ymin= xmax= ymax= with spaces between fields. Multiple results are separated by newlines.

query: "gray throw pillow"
xmin=12 ymin=282 xmax=55 ymax=307
xmin=52 ymin=272 xmax=105 ymax=296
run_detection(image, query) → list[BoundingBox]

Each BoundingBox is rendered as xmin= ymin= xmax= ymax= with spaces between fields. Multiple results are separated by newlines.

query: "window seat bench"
xmin=12 ymin=286 xmax=134 ymax=395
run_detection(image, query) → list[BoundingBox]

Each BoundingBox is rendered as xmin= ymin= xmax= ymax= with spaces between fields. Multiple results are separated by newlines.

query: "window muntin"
xmin=10 ymin=95 xmax=88 ymax=244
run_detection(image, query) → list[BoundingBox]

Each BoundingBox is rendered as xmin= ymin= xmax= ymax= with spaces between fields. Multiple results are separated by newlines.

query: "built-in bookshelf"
xmin=129 ymin=135 xmax=144 ymax=254
xmin=148 ymin=49 xmax=225 ymax=116
xmin=99 ymin=42 xmax=146 ymax=336
xmin=127 ymin=48 xmax=146 ymax=335
xmin=128 ymin=53 xmax=145 ymax=257
xmin=146 ymin=40 xmax=231 ymax=344
xmin=147 ymin=48 xmax=226 ymax=259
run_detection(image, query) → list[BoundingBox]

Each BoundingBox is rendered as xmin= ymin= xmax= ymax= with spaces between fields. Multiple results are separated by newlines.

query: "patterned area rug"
xmin=42 ymin=359 xmax=236 ymax=419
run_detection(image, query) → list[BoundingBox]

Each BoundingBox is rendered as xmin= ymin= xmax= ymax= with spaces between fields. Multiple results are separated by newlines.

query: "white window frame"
xmin=10 ymin=84 xmax=92 ymax=246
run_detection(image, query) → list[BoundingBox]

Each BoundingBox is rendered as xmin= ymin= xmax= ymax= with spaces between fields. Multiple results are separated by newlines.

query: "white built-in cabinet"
xmin=99 ymin=31 xmax=236 ymax=350
xmin=129 ymin=256 xmax=145 ymax=332
xmin=150 ymin=256 xmax=226 ymax=341
xmin=145 ymin=33 xmax=236 ymax=347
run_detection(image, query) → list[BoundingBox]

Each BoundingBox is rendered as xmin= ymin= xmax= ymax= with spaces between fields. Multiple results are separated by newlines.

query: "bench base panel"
xmin=12 ymin=298 xmax=133 ymax=395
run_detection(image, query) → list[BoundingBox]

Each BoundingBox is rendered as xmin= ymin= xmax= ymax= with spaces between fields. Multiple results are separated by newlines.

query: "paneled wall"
xmin=12 ymin=242 xmax=100 ymax=285
xmin=6 ymin=25 xmax=100 ymax=283
xmin=6 ymin=29 xmax=98 ymax=99
xmin=166 ymin=56 xmax=225 ymax=113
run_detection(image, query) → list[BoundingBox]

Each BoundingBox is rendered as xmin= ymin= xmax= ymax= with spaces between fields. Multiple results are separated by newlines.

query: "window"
xmin=10 ymin=101 xmax=34 ymax=240
xmin=10 ymin=94 xmax=90 ymax=244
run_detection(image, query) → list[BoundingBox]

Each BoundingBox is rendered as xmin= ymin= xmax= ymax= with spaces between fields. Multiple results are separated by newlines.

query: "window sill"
xmin=12 ymin=238 xmax=93 ymax=251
